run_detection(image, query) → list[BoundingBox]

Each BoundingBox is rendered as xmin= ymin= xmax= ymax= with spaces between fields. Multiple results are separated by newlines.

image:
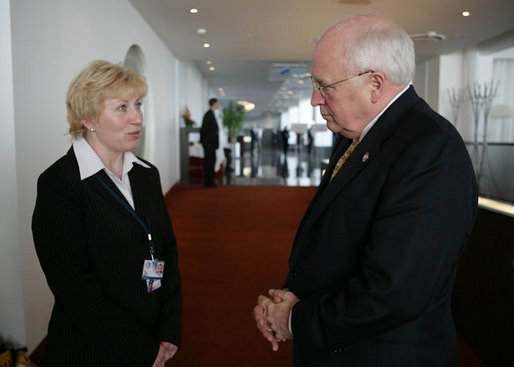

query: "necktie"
xmin=330 ymin=139 xmax=359 ymax=182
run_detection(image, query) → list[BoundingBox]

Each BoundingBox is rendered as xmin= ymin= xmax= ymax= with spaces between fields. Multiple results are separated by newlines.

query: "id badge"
xmin=142 ymin=259 xmax=165 ymax=293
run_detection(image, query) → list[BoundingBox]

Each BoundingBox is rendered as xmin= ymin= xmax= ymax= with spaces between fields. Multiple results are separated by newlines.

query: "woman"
xmin=32 ymin=60 xmax=181 ymax=366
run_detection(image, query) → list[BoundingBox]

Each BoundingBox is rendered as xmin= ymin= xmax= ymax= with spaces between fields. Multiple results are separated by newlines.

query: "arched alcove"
xmin=123 ymin=44 xmax=152 ymax=160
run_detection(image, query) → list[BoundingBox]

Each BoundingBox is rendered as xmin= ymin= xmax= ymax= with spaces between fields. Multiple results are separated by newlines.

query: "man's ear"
xmin=369 ymin=72 xmax=385 ymax=104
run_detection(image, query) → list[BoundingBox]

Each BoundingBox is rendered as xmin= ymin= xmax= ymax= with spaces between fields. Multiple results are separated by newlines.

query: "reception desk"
xmin=179 ymin=127 xmax=224 ymax=184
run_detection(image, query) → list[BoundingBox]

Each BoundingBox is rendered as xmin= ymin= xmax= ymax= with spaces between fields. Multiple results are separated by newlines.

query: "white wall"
xmin=415 ymin=52 xmax=474 ymax=141
xmin=5 ymin=0 xmax=207 ymax=352
xmin=438 ymin=53 xmax=464 ymax=124
xmin=178 ymin=60 xmax=210 ymax=126
xmin=0 ymin=0 xmax=26 ymax=347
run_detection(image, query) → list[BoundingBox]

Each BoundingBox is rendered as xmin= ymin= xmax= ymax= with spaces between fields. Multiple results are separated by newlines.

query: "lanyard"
xmin=95 ymin=173 xmax=155 ymax=259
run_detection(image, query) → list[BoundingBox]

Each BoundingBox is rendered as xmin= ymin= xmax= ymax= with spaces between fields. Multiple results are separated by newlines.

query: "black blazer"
xmin=32 ymin=148 xmax=181 ymax=367
xmin=200 ymin=109 xmax=219 ymax=150
xmin=284 ymin=87 xmax=477 ymax=366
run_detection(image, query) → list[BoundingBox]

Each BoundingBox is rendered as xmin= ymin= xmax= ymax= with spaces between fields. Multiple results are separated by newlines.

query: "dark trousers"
xmin=224 ymin=148 xmax=232 ymax=169
xmin=203 ymin=148 xmax=216 ymax=185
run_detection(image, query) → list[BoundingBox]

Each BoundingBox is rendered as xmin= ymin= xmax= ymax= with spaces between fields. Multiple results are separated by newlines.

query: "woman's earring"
xmin=90 ymin=127 xmax=96 ymax=132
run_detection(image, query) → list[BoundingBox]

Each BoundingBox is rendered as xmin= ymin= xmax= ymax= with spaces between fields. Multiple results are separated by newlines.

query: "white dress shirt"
xmin=72 ymin=137 xmax=150 ymax=209
xmin=358 ymin=83 xmax=411 ymax=142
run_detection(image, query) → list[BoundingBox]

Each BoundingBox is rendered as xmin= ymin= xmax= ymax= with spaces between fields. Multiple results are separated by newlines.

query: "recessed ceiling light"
xmin=190 ymin=8 xmax=198 ymax=14
xmin=197 ymin=28 xmax=206 ymax=35
xmin=462 ymin=11 xmax=470 ymax=16
xmin=206 ymin=60 xmax=212 ymax=65
xmin=237 ymin=101 xmax=256 ymax=112
xmin=244 ymin=103 xmax=255 ymax=112
xmin=209 ymin=66 xmax=215 ymax=71
xmin=203 ymin=43 xmax=210 ymax=48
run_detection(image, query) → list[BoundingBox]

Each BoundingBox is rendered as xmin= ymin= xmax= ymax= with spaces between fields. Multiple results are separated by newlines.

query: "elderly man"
xmin=254 ymin=14 xmax=477 ymax=367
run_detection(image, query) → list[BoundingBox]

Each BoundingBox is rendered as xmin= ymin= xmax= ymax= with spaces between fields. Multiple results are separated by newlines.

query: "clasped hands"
xmin=253 ymin=288 xmax=299 ymax=351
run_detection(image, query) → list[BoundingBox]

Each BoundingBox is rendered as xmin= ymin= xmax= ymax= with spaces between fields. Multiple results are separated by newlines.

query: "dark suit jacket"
xmin=284 ymin=87 xmax=477 ymax=367
xmin=32 ymin=148 xmax=182 ymax=367
xmin=200 ymin=109 xmax=219 ymax=150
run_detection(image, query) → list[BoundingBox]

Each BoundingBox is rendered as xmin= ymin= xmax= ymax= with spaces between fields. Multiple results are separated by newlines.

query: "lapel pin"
xmin=362 ymin=152 xmax=369 ymax=163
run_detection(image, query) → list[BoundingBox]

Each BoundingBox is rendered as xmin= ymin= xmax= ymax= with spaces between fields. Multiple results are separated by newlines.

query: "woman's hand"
xmin=152 ymin=342 xmax=179 ymax=367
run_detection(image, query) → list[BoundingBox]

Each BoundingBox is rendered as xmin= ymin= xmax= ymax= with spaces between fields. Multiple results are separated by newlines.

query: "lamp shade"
xmin=490 ymin=104 xmax=514 ymax=118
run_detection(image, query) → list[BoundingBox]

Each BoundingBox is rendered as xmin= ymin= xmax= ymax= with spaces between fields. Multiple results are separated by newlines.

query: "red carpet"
xmin=165 ymin=185 xmax=316 ymax=366
xmin=29 ymin=184 xmax=485 ymax=366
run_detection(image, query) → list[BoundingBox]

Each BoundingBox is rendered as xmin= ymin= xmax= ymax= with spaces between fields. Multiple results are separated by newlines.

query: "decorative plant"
xmin=223 ymin=102 xmax=245 ymax=141
xmin=182 ymin=107 xmax=195 ymax=127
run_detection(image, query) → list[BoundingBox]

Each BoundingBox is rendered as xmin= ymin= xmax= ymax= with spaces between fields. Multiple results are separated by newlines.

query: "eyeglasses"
xmin=310 ymin=70 xmax=373 ymax=99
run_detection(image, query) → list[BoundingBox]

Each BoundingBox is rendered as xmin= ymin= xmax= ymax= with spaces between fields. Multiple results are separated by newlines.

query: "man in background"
xmin=200 ymin=98 xmax=219 ymax=187
xmin=254 ymin=14 xmax=477 ymax=366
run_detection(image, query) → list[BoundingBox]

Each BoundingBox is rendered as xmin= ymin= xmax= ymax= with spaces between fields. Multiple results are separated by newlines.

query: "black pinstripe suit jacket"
xmin=32 ymin=148 xmax=181 ymax=367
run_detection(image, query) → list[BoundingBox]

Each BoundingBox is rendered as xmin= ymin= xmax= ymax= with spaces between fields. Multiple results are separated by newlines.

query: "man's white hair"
xmin=337 ymin=15 xmax=415 ymax=85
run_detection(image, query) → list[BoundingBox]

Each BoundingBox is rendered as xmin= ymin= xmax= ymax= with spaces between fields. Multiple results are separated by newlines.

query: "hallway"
xmin=191 ymin=144 xmax=332 ymax=188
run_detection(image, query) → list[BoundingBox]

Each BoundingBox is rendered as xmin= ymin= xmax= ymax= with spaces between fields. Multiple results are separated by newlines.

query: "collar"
xmin=72 ymin=137 xmax=150 ymax=181
xmin=359 ymin=83 xmax=411 ymax=142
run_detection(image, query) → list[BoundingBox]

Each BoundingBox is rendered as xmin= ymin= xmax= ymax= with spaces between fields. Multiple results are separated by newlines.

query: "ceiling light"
xmin=410 ymin=31 xmax=446 ymax=41
xmin=203 ymin=43 xmax=210 ymax=48
xmin=237 ymin=100 xmax=256 ymax=112
xmin=209 ymin=66 xmax=215 ymax=71
xmin=190 ymin=8 xmax=198 ymax=14
xmin=197 ymin=28 xmax=206 ymax=35
xmin=244 ymin=103 xmax=255 ymax=112
xmin=462 ymin=11 xmax=470 ymax=16
xmin=206 ymin=60 xmax=212 ymax=65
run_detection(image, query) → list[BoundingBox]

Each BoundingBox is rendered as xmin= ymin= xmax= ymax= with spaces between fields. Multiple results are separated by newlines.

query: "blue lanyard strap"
xmin=95 ymin=173 xmax=154 ymax=257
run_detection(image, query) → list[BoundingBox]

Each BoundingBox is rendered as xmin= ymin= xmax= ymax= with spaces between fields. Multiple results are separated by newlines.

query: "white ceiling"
xmin=129 ymin=0 xmax=514 ymax=119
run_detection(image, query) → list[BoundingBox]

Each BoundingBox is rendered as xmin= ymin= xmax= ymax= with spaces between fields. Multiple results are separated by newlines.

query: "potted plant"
xmin=222 ymin=102 xmax=245 ymax=142
xmin=182 ymin=107 xmax=195 ymax=127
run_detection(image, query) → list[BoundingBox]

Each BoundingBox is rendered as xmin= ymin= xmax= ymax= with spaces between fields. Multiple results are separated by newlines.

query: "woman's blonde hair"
xmin=66 ymin=60 xmax=148 ymax=139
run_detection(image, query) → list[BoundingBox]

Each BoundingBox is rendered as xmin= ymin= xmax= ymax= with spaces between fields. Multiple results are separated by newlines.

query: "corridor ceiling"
xmin=129 ymin=0 xmax=514 ymax=119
